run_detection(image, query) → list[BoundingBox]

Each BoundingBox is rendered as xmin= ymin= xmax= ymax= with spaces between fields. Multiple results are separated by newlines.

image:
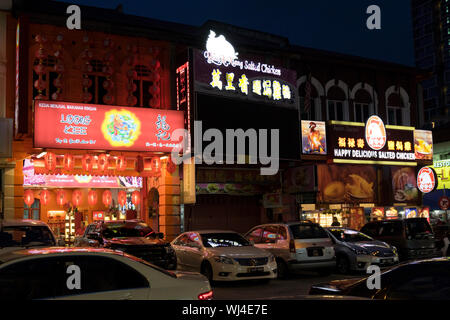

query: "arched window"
xmin=327 ymin=86 xmax=346 ymax=120
xmin=32 ymin=56 xmax=58 ymax=99
xmin=387 ymin=93 xmax=404 ymax=125
xmin=354 ymin=89 xmax=372 ymax=122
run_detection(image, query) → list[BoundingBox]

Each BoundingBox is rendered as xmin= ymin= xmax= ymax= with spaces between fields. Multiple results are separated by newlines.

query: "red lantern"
xmin=72 ymin=189 xmax=83 ymax=207
xmin=82 ymin=154 xmax=93 ymax=172
xmin=88 ymin=190 xmax=98 ymax=206
xmin=44 ymin=152 xmax=57 ymax=172
xmin=131 ymin=190 xmax=140 ymax=206
xmin=118 ymin=190 xmax=127 ymax=206
xmin=116 ymin=156 xmax=127 ymax=171
xmin=97 ymin=154 xmax=108 ymax=172
xmin=166 ymin=157 xmax=176 ymax=174
xmin=56 ymin=189 xmax=68 ymax=206
xmin=40 ymin=189 xmax=51 ymax=206
xmin=64 ymin=154 xmax=74 ymax=171
xmin=24 ymin=189 xmax=35 ymax=207
xmin=102 ymin=190 xmax=112 ymax=207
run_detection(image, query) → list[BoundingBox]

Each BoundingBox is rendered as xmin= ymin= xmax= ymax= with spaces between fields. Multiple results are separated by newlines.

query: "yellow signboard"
xmin=182 ymin=157 xmax=196 ymax=204
xmin=429 ymin=160 xmax=450 ymax=190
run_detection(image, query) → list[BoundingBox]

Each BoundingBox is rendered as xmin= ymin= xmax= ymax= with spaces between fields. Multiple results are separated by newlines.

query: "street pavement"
xmin=212 ymin=271 xmax=364 ymax=300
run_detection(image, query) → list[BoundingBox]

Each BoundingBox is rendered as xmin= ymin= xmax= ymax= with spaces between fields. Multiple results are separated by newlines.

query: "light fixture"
xmin=36 ymin=151 xmax=47 ymax=159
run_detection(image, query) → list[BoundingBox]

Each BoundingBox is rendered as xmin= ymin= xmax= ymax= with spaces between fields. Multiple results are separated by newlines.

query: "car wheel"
xmin=336 ymin=255 xmax=350 ymax=274
xmin=276 ymin=258 xmax=289 ymax=279
xmin=201 ymin=261 xmax=213 ymax=283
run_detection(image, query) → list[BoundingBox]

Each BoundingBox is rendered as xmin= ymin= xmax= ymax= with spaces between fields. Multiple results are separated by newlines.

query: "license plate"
xmin=248 ymin=267 xmax=264 ymax=273
xmin=307 ymin=248 xmax=323 ymax=257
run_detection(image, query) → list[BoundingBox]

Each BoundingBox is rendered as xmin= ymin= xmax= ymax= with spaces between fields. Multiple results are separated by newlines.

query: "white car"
xmin=0 ymin=220 xmax=65 ymax=255
xmin=171 ymin=230 xmax=277 ymax=282
xmin=0 ymin=247 xmax=212 ymax=300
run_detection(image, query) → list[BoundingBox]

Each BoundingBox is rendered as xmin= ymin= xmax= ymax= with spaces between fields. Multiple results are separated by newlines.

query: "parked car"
xmin=309 ymin=258 xmax=450 ymax=299
xmin=0 ymin=247 xmax=212 ymax=300
xmin=0 ymin=220 xmax=64 ymax=254
xmin=244 ymin=221 xmax=335 ymax=279
xmin=75 ymin=220 xmax=177 ymax=270
xmin=171 ymin=230 xmax=277 ymax=282
xmin=325 ymin=227 xmax=399 ymax=274
xmin=360 ymin=218 xmax=438 ymax=261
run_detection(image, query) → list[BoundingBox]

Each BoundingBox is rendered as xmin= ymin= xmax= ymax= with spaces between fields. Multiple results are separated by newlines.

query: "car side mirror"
xmin=57 ymin=238 xmax=66 ymax=246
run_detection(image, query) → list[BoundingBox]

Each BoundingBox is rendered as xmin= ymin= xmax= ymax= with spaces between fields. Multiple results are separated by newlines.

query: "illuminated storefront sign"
xmin=414 ymin=130 xmax=433 ymax=160
xmin=194 ymin=31 xmax=297 ymax=107
xmin=301 ymin=121 xmax=327 ymax=155
xmin=429 ymin=159 xmax=450 ymax=190
xmin=328 ymin=120 xmax=416 ymax=166
xmin=417 ymin=167 xmax=437 ymax=193
xmin=34 ymin=100 xmax=184 ymax=152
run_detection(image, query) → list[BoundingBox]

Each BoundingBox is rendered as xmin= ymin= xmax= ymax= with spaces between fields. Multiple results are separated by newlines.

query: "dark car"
xmin=76 ymin=220 xmax=177 ymax=270
xmin=360 ymin=218 xmax=438 ymax=261
xmin=309 ymin=258 xmax=450 ymax=299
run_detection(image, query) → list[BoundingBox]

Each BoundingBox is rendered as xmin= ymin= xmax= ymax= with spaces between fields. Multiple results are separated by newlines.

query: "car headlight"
xmin=213 ymin=256 xmax=234 ymax=264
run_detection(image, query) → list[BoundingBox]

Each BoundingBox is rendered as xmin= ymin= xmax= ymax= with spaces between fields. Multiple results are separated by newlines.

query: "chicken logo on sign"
xmin=365 ymin=115 xmax=387 ymax=151
xmin=205 ymin=30 xmax=238 ymax=66
xmin=417 ymin=167 xmax=436 ymax=193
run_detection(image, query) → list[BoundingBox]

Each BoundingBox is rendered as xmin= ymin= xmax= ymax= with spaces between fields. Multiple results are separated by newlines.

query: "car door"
xmin=171 ymin=234 xmax=189 ymax=270
xmin=53 ymin=255 xmax=150 ymax=300
xmin=246 ymin=226 xmax=265 ymax=248
xmin=183 ymin=232 xmax=205 ymax=272
xmin=260 ymin=225 xmax=281 ymax=255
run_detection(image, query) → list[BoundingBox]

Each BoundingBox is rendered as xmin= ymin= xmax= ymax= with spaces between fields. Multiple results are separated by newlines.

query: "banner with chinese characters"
xmin=34 ymin=100 xmax=184 ymax=152
xmin=328 ymin=121 xmax=416 ymax=166
xmin=193 ymin=49 xmax=297 ymax=108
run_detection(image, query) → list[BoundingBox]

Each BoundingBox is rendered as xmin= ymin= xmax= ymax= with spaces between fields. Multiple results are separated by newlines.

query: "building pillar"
xmin=158 ymin=161 xmax=181 ymax=241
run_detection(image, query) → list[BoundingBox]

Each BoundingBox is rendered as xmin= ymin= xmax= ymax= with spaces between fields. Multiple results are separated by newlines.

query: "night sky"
xmin=57 ymin=0 xmax=415 ymax=67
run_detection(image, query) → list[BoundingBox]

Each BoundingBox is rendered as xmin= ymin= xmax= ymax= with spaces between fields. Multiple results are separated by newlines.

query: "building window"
xmin=87 ymin=59 xmax=108 ymax=105
xmin=32 ymin=56 xmax=58 ymax=99
xmin=354 ymin=103 xmax=370 ymax=123
xmin=300 ymin=97 xmax=316 ymax=120
xmin=327 ymin=100 xmax=344 ymax=120
xmin=387 ymin=106 xmax=403 ymax=125
xmin=24 ymin=199 xmax=40 ymax=220
xmin=133 ymin=65 xmax=155 ymax=107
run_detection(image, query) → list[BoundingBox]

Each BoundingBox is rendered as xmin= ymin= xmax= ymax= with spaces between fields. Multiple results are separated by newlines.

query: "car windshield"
xmin=102 ymin=222 xmax=154 ymax=239
xmin=290 ymin=224 xmax=329 ymax=239
xmin=406 ymin=219 xmax=433 ymax=237
xmin=329 ymin=229 xmax=374 ymax=242
xmin=201 ymin=233 xmax=251 ymax=247
xmin=0 ymin=226 xmax=55 ymax=248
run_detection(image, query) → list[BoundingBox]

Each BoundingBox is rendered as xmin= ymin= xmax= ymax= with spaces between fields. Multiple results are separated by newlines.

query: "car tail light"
xmin=198 ymin=290 xmax=213 ymax=300
xmin=289 ymin=239 xmax=296 ymax=253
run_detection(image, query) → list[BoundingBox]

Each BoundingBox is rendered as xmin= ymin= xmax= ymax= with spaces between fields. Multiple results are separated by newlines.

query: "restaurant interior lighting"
xmin=36 ymin=151 xmax=47 ymax=159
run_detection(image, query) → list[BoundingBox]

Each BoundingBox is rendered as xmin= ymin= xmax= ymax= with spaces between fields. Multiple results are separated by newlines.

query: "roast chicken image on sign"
xmin=205 ymin=30 xmax=238 ymax=66
xmin=365 ymin=115 xmax=387 ymax=150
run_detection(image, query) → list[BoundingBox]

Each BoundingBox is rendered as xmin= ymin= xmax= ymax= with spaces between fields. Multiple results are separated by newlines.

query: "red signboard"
xmin=34 ymin=100 xmax=184 ymax=152
xmin=417 ymin=167 xmax=436 ymax=193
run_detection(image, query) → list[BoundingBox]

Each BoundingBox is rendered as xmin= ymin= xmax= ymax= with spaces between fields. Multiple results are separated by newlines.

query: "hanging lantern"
xmin=118 ymin=190 xmax=127 ymax=207
xmin=40 ymin=189 xmax=51 ymax=206
xmin=24 ymin=189 xmax=35 ymax=207
xmin=131 ymin=190 xmax=140 ymax=206
xmin=166 ymin=156 xmax=176 ymax=174
xmin=72 ymin=189 xmax=83 ymax=207
xmin=82 ymin=154 xmax=93 ymax=172
xmin=44 ymin=152 xmax=57 ymax=172
xmin=152 ymin=157 xmax=161 ymax=173
xmin=63 ymin=154 xmax=74 ymax=171
xmin=102 ymin=190 xmax=112 ymax=207
xmin=88 ymin=189 xmax=98 ymax=206
xmin=97 ymin=154 xmax=108 ymax=172
xmin=56 ymin=189 xmax=68 ymax=206
xmin=116 ymin=156 xmax=127 ymax=171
